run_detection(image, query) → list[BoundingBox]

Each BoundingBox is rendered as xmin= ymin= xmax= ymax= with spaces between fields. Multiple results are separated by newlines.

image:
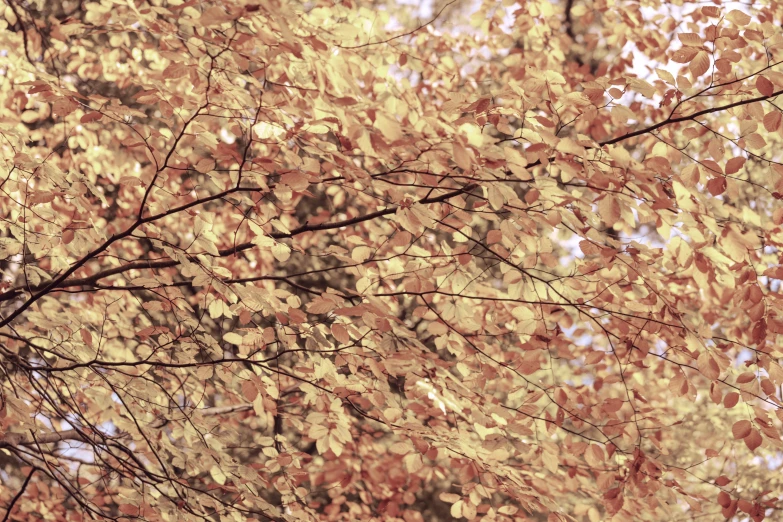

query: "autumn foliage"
xmin=2 ymin=0 xmax=783 ymax=520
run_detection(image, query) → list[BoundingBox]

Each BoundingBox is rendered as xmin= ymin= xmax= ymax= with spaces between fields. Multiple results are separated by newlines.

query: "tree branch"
xmin=0 ymin=183 xmax=477 ymax=304
xmin=1 ymin=466 xmax=37 ymax=522
xmin=0 ymin=403 xmax=254 ymax=447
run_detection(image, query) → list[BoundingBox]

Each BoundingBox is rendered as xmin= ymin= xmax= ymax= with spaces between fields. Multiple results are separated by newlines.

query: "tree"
xmin=0 ymin=0 xmax=782 ymax=520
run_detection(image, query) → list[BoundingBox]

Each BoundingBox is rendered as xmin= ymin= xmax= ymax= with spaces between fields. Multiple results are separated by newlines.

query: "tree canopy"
xmin=1 ymin=0 xmax=783 ymax=520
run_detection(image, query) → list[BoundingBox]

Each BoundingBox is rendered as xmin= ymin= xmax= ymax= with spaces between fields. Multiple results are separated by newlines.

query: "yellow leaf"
xmin=607 ymin=145 xmax=631 ymax=167
xmin=308 ymin=424 xmax=328 ymax=440
xmin=487 ymin=186 xmax=504 ymax=210
xmin=656 ymin=68 xmax=676 ymax=84
xmin=253 ymin=121 xmax=285 ymax=139
xmin=223 ymin=332 xmax=243 ymax=345
xmin=542 ymin=450 xmax=559 ymax=473
xmin=208 ymin=300 xmax=232 ymax=319
xmin=404 ymin=452 xmax=423 ymax=473
xmin=597 ymin=195 xmax=621 ymax=225
xmin=272 ymin=243 xmax=291 ymax=262
xmin=305 ymin=124 xmax=330 ymax=134
xmin=374 ymin=113 xmax=402 ymax=141
xmin=21 ymin=111 xmax=39 ymax=123
xmin=453 ymin=142 xmax=473 ymax=170
xmin=351 ymin=246 xmax=372 ymax=263
xmin=451 ymin=500 xmax=463 ymax=519
xmin=627 ymin=77 xmax=655 ymax=98
xmin=209 ymin=465 xmax=227 ymax=485
xmin=555 ymin=137 xmax=585 ymax=157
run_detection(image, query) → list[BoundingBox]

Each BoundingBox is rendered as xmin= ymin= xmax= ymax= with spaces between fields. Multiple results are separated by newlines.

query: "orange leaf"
xmin=585 ymin=351 xmax=605 ymax=365
xmin=697 ymin=351 xmax=720 ymax=380
xmin=678 ymin=33 xmax=703 ymax=46
xmin=726 ymin=10 xmax=751 ymax=26
xmin=763 ymin=111 xmax=781 ymax=132
xmin=744 ymin=133 xmax=766 ymax=150
xmin=702 ymin=6 xmax=719 ymax=17
xmin=331 ymin=324 xmax=350 ymax=344
xmin=689 ymin=51 xmax=710 ymax=77
xmin=579 ymin=240 xmax=601 ymax=256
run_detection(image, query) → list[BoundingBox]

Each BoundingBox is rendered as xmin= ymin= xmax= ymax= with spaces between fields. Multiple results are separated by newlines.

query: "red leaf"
xmin=732 ymin=420 xmax=752 ymax=439
xmin=80 ymin=112 xmax=102 ymax=123
xmin=757 ymin=76 xmax=775 ymax=97
xmin=725 ymin=156 xmax=745 ymax=175
xmin=738 ymin=499 xmax=754 ymax=513
xmin=715 ymin=475 xmax=732 ymax=487
xmin=724 ymin=392 xmax=739 ymax=409
xmin=744 ymin=429 xmax=763 ymax=451
xmin=706 ymin=177 xmax=726 ymax=196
